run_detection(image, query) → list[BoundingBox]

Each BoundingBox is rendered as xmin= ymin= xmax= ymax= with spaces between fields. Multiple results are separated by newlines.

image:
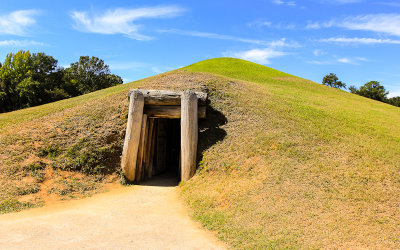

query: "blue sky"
xmin=1 ymin=0 xmax=400 ymax=96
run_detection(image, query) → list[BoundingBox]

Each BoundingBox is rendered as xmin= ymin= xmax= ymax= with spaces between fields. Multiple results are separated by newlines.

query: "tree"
xmin=322 ymin=73 xmax=346 ymax=89
xmin=0 ymin=52 xmax=123 ymax=113
xmin=388 ymin=96 xmax=400 ymax=107
xmin=64 ymin=56 xmax=123 ymax=96
xmin=357 ymin=81 xmax=388 ymax=102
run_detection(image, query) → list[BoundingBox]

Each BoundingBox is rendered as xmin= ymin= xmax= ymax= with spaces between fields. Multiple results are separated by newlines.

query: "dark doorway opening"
xmin=142 ymin=118 xmax=181 ymax=186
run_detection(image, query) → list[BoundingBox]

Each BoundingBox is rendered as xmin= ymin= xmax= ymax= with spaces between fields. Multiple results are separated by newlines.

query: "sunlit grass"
xmin=181 ymin=57 xmax=400 ymax=248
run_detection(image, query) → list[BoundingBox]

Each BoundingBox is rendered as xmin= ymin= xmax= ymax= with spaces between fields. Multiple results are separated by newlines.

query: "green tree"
xmin=64 ymin=56 xmax=122 ymax=95
xmin=322 ymin=73 xmax=346 ymax=89
xmin=0 ymin=50 xmax=34 ymax=110
xmin=357 ymin=81 xmax=388 ymax=102
xmin=0 ymin=52 xmax=122 ymax=113
xmin=388 ymin=96 xmax=400 ymax=107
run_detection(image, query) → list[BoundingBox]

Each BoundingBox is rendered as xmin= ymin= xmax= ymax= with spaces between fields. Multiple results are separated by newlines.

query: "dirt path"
xmin=0 ymin=176 xmax=225 ymax=249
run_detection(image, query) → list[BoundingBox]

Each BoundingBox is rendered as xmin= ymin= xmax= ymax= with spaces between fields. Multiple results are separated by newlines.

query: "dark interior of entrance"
xmin=147 ymin=118 xmax=181 ymax=183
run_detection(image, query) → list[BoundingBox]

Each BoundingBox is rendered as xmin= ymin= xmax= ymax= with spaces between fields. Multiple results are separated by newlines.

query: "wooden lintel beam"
xmin=128 ymin=89 xmax=207 ymax=106
xmin=144 ymin=105 xmax=206 ymax=119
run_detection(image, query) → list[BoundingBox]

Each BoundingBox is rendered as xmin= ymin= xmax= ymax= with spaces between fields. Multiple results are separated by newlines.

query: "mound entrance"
xmin=121 ymin=89 xmax=207 ymax=183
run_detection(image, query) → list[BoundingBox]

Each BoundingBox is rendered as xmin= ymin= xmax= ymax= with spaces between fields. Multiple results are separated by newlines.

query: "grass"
xmin=0 ymin=57 xmax=399 ymax=248
xmin=0 ymin=80 xmax=140 ymax=132
xmin=180 ymin=57 xmax=400 ymax=248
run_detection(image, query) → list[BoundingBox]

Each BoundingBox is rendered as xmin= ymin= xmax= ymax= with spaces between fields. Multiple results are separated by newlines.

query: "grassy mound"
xmin=1 ymin=57 xmax=399 ymax=248
xmin=181 ymin=58 xmax=400 ymax=248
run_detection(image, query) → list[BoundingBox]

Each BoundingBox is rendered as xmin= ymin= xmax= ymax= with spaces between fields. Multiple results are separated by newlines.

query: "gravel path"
xmin=0 ymin=176 xmax=225 ymax=250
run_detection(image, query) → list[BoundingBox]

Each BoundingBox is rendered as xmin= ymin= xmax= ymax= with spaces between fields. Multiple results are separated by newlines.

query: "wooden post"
xmin=181 ymin=90 xmax=198 ymax=181
xmin=149 ymin=120 xmax=157 ymax=177
xmin=121 ymin=90 xmax=144 ymax=182
xmin=144 ymin=118 xmax=155 ymax=179
xmin=136 ymin=114 xmax=148 ymax=183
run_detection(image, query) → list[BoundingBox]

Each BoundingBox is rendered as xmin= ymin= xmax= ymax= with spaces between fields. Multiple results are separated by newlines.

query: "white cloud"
xmin=308 ymin=14 xmax=400 ymax=37
xmin=306 ymin=20 xmax=334 ymax=29
xmin=337 ymin=57 xmax=353 ymax=64
xmin=339 ymin=14 xmax=400 ymax=37
xmin=70 ymin=6 xmax=185 ymax=40
xmin=337 ymin=57 xmax=368 ymax=65
xmin=388 ymin=90 xmax=400 ymax=98
xmin=313 ymin=49 xmax=327 ymax=56
xmin=306 ymin=60 xmax=332 ymax=65
xmin=223 ymin=48 xmax=287 ymax=64
xmin=379 ymin=2 xmax=400 ymax=7
xmin=249 ymin=20 xmax=296 ymax=29
xmin=317 ymin=37 xmax=400 ymax=44
xmin=151 ymin=66 xmax=174 ymax=74
xmin=159 ymin=29 xmax=301 ymax=47
xmin=0 ymin=10 xmax=39 ymax=36
xmin=248 ymin=20 xmax=272 ymax=28
xmin=0 ymin=40 xmax=46 ymax=46
xmin=307 ymin=56 xmax=367 ymax=65
xmin=272 ymin=0 xmax=296 ymax=6
xmin=324 ymin=0 xmax=362 ymax=3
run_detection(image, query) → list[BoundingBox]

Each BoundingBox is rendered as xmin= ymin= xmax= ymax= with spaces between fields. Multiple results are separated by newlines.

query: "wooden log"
xmin=144 ymin=105 xmax=206 ymax=119
xmin=121 ymin=90 xmax=144 ymax=182
xmin=144 ymin=118 xmax=155 ymax=179
xmin=128 ymin=89 xmax=207 ymax=106
xmin=149 ymin=119 xmax=157 ymax=178
xmin=135 ymin=114 xmax=148 ymax=183
xmin=181 ymin=90 xmax=198 ymax=181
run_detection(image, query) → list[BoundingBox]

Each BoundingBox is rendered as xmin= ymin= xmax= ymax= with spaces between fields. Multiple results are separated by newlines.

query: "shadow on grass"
xmin=197 ymin=105 xmax=228 ymax=165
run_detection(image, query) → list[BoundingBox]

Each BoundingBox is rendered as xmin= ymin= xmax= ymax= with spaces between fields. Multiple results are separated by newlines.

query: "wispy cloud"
xmin=70 ymin=6 xmax=185 ymax=40
xmin=317 ymin=37 xmax=400 ymax=44
xmin=159 ymin=29 xmax=301 ymax=47
xmin=223 ymin=48 xmax=288 ymax=64
xmin=0 ymin=40 xmax=46 ymax=46
xmin=307 ymin=14 xmax=400 ymax=37
xmin=337 ymin=56 xmax=368 ymax=65
xmin=322 ymin=0 xmax=362 ymax=3
xmin=249 ymin=20 xmax=296 ymax=29
xmin=272 ymin=0 xmax=296 ymax=6
xmin=388 ymin=90 xmax=400 ymax=98
xmin=378 ymin=2 xmax=400 ymax=7
xmin=313 ymin=49 xmax=327 ymax=56
xmin=151 ymin=66 xmax=175 ymax=74
xmin=306 ymin=20 xmax=333 ymax=29
xmin=307 ymin=56 xmax=367 ymax=65
xmin=0 ymin=10 xmax=39 ymax=36
xmin=339 ymin=14 xmax=400 ymax=37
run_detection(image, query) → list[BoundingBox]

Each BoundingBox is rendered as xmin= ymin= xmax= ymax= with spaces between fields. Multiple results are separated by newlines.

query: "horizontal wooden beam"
xmin=128 ymin=89 xmax=207 ymax=106
xmin=144 ymin=105 xmax=206 ymax=119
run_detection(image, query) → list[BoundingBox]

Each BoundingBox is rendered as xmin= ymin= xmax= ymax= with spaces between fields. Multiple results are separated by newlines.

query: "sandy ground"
xmin=0 ymin=175 xmax=225 ymax=250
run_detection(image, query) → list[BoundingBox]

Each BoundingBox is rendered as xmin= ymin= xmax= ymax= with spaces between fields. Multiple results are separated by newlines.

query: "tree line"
xmin=322 ymin=73 xmax=400 ymax=107
xmin=0 ymin=50 xmax=123 ymax=113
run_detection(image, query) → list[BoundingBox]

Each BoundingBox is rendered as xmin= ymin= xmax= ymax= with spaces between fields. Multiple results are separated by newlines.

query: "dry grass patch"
xmin=0 ymin=71 xmax=224 ymax=213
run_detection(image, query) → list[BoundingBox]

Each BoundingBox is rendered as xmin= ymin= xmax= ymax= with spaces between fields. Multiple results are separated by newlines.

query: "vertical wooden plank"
xmin=147 ymin=119 xmax=158 ymax=178
xmin=135 ymin=114 xmax=148 ymax=183
xmin=181 ymin=90 xmax=198 ymax=181
xmin=121 ymin=90 xmax=144 ymax=182
xmin=145 ymin=118 xmax=155 ymax=179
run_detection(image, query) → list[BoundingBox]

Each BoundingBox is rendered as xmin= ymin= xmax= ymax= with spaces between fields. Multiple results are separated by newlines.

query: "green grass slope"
xmin=0 ymin=57 xmax=399 ymax=248
xmin=181 ymin=58 xmax=400 ymax=248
